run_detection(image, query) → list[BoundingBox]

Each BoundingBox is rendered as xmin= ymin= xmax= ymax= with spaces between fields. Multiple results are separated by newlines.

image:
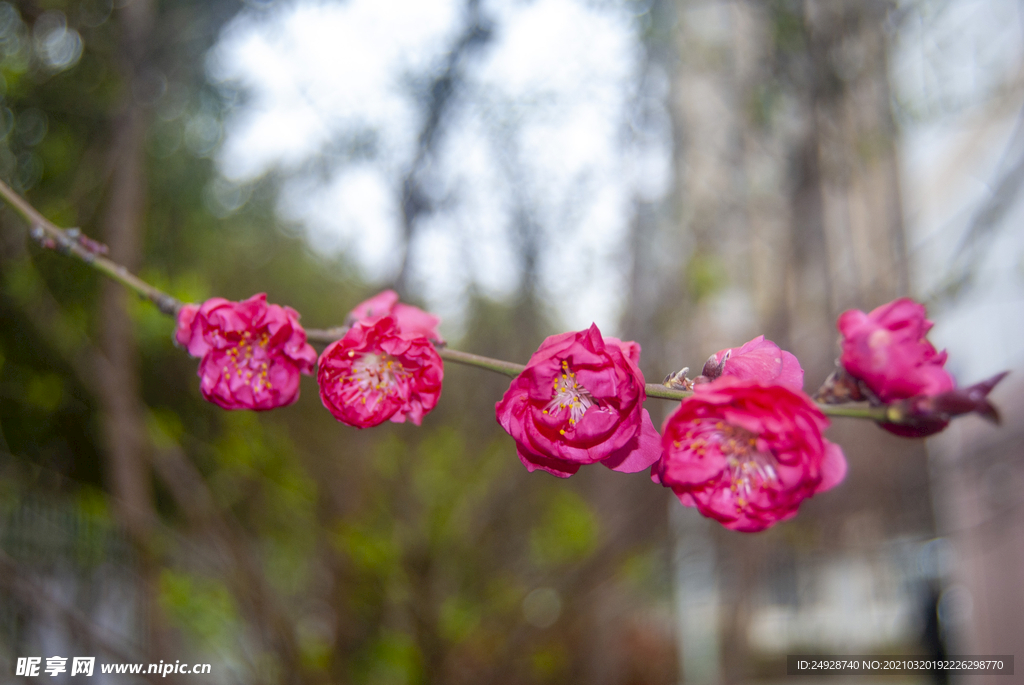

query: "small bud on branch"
xmin=879 ymin=371 xmax=1008 ymax=437
xmin=1 ymin=179 xmax=183 ymax=317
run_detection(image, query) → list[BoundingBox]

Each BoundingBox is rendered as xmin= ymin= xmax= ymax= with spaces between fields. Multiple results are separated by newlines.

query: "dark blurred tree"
xmin=0 ymin=3 xmax=679 ymax=685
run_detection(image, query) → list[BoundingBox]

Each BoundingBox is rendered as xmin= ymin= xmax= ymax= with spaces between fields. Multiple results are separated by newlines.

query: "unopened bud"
xmin=663 ymin=367 xmax=693 ymax=390
xmin=880 ymin=371 xmax=1008 ymax=437
xmin=701 ymin=350 xmax=728 ymax=381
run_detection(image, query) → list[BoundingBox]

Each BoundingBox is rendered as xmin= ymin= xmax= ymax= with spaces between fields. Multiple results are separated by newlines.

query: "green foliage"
xmin=297 ymin=617 xmax=334 ymax=672
xmin=0 ymin=1 xmax=676 ymax=681
xmin=24 ymin=371 xmax=63 ymax=411
xmin=209 ymin=412 xmax=319 ymax=594
xmin=438 ymin=594 xmax=482 ymax=644
xmin=74 ymin=484 xmax=110 ymax=523
xmin=355 ymin=630 xmax=424 ymax=685
xmin=769 ymin=0 xmax=807 ymax=56
xmin=130 ymin=268 xmax=212 ymax=350
xmin=4 ymin=255 xmax=41 ymax=303
xmin=530 ymin=489 xmax=599 ymax=568
xmin=530 ymin=643 xmax=568 ymax=681
xmin=0 ymin=489 xmax=122 ymax=569
xmin=159 ymin=569 xmax=240 ymax=649
xmin=686 ymin=252 xmax=728 ymax=303
xmin=334 ymin=519 xmax=401 ymax=577
xmin=146 ymin=407 xmax=184 ymax=449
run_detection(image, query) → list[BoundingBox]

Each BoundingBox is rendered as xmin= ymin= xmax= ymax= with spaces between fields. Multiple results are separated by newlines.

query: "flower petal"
xmin=495 ymin=324 xmax=650 ymax=477
xmin=815 ymin=441 xmax=847 ymax=493
xmin=601 ymin=409 xmax=662 ymax=473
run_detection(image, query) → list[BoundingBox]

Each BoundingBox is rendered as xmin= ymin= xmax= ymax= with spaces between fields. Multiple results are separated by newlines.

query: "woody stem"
xmin=0 ymin=179 xmax=182 ymax=316
xmin=0 ymin=180 xmax=899 ymax=424
xmin=816 ymin=403 xmax=893 ymax=421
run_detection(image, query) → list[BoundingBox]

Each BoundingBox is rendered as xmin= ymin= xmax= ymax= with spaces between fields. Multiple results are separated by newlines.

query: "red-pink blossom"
xmin=174 ymin=294 xmax=317 ymax=410
xmin=495 ymin=324 xmax=662 ymax=478
xmin=700 ymin=335 xmax=804 ymax=389
xmin=837 ymin=298 xmax=954 ymax=403
xmin=653 ymin=378 xmax=847 ymax=532
xmin=347 ymin=289 xmax=444 ymax=343
xmin=318 ymin=316 xmax=443 ymax=428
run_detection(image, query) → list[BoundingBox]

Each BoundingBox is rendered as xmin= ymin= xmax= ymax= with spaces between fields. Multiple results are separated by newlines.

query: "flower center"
xmin=343 ymin=351 xmax=411 ymax=405
xmin=544 ymin=361 xmax=595 ymax=433
xmin=224 ymin=330 xmax=273 ymax=392
xmin=673 ymin=420 xmax=778 ymax=508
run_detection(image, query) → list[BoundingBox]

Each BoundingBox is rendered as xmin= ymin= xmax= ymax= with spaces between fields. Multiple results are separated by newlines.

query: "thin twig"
xmin=645 ymin=383 xmax=692 ymax=401
xmin=643 ymin=383 xmax=891 ymax=420
xmin=0 ymin=179 xmax=915 ymax=424
xmin=437 ymin=348 xmax=525 ymax=377
xmin=818 ymin=402 xmax=892 ymax=421
xmin=0 ymin=178 xmax=181 ymax=316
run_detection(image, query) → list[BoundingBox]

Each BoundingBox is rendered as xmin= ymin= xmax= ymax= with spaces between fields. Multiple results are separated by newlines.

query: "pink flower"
xmin=700 ymin=335 xmax=804 ymax=389
xmin=495 ymin=324 xmax=662 ymax=478
xmin=318 ymin=315 xmax=443 ymax=428
xmin=837 ymin=298 xmax=954 ymax=403
xmin=174 ymin=294 xmax=317 ymax=410
xmin=347 ymin=289 xmax=444 ymax=343
xmin=653 ymin=378 xmax=847 ymax=532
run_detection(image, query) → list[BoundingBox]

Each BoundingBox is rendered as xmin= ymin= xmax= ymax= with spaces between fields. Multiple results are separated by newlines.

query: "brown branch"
xmin=0 ymin=178 xmax=181 ymax=317
xmin=0 ymin=174 xmax=1000 ymax=428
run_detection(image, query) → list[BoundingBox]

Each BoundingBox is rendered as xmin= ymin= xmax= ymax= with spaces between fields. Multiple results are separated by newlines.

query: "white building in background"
xmin=669 ymin=1 xmax=1024 ymax=682
xmin=897 ymin=1 xmax=1024 ymax=672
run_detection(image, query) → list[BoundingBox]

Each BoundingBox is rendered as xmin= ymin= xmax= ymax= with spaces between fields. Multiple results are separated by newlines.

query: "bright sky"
xmin=893 ymin=0 xmax=1024 ymax=382
xmin=208 ymin=0 xmax=1024 ymax=381
xmin=209 ymin=0 xmax=669 ymax=337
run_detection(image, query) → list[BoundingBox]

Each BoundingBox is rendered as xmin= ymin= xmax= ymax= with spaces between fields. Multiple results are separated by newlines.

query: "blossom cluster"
xmin=175 ymin=294 xmax=317 ymax=411
xmin=317 ymin=306 xmax=442 ymax=427
xmin=176 ymin=290 xmax=443 ymax=427
xmin=174 ymin=291 xmax=1004 ymax=533
xmin=495 ymin=325 xmax=661 ymax=477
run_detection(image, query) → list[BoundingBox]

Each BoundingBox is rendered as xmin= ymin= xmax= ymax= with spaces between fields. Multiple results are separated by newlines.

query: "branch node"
xmin=153 ymin=294 xmax=180 ymax=316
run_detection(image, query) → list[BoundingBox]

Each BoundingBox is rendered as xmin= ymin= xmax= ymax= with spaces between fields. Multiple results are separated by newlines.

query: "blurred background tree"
xmin=1 ymin=0 xmax=1023 ymax=684
xmin=0 ymin=1 xmax=677 ymax=683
